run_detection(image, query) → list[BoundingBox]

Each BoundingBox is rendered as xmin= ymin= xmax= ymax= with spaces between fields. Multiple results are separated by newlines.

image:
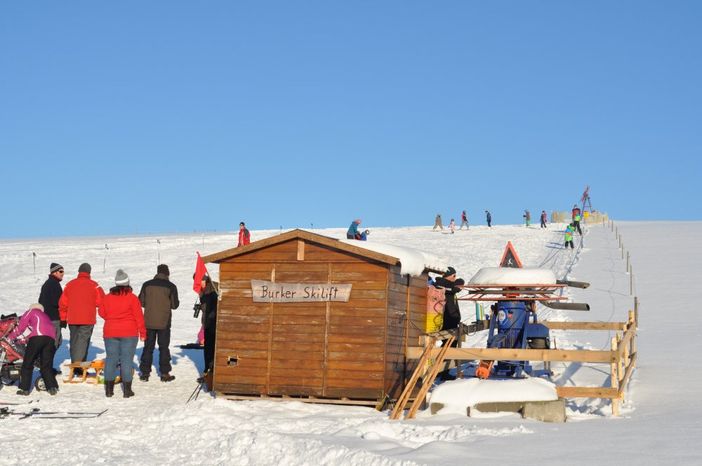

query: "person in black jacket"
xmin=38 ymin=263 xmax=65 ymax=366
xmin=433 ymin=267 xmax=465 ymax=333
xmin=198 ymin=275 xmax=218 ymax=377
xmin=433 ymin=267 xmax=465 ymax=381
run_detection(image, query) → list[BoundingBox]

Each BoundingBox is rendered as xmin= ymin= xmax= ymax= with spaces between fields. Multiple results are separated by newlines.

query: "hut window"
xmin=227 ymin=356 xmax=239 ymax=367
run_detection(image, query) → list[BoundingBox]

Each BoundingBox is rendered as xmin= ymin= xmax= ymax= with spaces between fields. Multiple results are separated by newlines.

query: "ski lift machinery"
xmin=459 ymin=242 xmax=590 ymax=379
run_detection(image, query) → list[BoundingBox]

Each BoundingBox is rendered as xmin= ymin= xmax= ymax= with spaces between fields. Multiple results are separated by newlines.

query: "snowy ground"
xmin=1 ymin=221 xmax=700 ymax=465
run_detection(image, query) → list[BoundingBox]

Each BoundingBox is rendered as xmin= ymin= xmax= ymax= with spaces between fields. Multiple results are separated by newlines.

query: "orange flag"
xmin=193 ymin=252 xmax=208 ymax=293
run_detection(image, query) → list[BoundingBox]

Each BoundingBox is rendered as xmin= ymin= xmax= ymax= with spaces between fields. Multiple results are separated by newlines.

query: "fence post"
xmin=626 ymin=251 xmax=630 ymax=272
xmin=629 ymin=268 xmax=634 ymax=296
xmin=634 ymin=297 xmax=639 ymax=329
xmin=611 ymin=336 xmax=620 ymax=416
xmin=628 ymin=310 xmax=637 ymax=371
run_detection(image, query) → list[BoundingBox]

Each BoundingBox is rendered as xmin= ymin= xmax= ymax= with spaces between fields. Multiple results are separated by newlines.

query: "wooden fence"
xmin=407 ymin=309 xmax=637 ymax=416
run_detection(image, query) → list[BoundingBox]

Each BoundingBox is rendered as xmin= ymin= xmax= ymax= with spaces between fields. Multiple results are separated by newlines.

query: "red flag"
xmin=193 ymin=252 xmax=209 ymax=293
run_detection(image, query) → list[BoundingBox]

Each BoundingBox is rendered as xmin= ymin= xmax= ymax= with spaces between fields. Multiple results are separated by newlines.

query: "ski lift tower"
xmin=581 ymin=185 xmax=593 ymax=216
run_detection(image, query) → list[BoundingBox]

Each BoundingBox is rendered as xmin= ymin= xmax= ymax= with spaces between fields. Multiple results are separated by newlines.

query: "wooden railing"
xmin=407 ymin=310 xmax=637 ymax=416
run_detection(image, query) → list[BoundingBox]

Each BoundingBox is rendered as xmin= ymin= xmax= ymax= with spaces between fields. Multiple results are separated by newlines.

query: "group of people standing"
xmin=12 ymin=262 xmax=181 ymax=399
xmin=524 ymin=210 xmax=549 ymax=228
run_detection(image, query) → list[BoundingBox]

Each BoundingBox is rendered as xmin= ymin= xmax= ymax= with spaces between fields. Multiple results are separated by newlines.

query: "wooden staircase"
xmin=390 ymin=335 xmax=455 ymax=420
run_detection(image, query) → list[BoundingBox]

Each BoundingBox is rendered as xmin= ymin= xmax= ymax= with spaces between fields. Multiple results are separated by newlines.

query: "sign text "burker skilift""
xmin=250 ymin=280 xmax=352 ymax=303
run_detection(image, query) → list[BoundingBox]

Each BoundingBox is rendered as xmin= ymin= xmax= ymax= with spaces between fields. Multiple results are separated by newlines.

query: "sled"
xmin=63 ymin=360 xmax=103 ymax=384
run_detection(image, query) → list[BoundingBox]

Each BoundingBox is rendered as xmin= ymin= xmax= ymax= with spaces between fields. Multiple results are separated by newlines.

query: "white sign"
xmin=251 ymin=280 xmax=352 ymax=303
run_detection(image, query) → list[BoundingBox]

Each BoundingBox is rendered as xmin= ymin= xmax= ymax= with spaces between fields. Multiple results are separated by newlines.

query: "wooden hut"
xmin=201 ymin=229 xmax=444 ymax=404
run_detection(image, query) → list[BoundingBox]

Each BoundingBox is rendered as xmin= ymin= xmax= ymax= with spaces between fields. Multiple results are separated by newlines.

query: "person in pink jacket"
xmin=9 ymin=303 xmax=59 ymax=395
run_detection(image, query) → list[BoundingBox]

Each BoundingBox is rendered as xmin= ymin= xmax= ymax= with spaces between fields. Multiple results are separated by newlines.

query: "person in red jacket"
xmin=58 ymin=263 xmax=105 ymax=373
xmin=99 ymin=269 xmax=146 ymax=398
xmin=238 ymin=222 xmax=251 ymax=247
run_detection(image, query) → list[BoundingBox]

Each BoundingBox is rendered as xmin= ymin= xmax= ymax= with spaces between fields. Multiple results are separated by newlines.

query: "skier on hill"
xmin=564 ymin=223 xmax=575 ymax=249
xmin=523 ymin=210 xmax=531 ymax=227
xmin=540 ymin=210 xmax=548 ymax=229
xmin=571 ymin=205 xmax=583 ymax=235
xmin=485 ymin=210 xmax=492 ymax=228
xmin=459 ymin=210 xmax=469 ymax=230
xmin=449 ymin=219 xmax=456 ymax=234
xmin=433 ymin=214 xmax=443 ymax=230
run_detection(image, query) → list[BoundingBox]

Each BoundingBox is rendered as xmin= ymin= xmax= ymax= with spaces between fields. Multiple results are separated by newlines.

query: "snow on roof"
xmin=339 ymin=239 xmax=447 ymax=277
xmin=427 ymin=378 xmax=558 ymax=417
xmin=469 ymin=267 xmax=557 ymax=285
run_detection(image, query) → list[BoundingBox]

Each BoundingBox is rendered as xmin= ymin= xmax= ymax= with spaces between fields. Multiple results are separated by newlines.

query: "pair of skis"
xmin=0 ymin=406 xmax=108 ymax=420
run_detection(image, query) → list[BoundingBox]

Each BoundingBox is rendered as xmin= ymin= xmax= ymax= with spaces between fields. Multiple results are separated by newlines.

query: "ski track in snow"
xmin=0 ymin=223 xmax=635 ymax=465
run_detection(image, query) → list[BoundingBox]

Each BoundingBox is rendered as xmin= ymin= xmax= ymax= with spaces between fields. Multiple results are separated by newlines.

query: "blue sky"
xmin=1 ymin=1 xmax=700 ymax=237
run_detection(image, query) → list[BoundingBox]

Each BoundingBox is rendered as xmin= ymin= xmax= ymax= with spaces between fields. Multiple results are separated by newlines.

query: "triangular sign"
xmin=499 ymin=241 xmax=523 ymax=268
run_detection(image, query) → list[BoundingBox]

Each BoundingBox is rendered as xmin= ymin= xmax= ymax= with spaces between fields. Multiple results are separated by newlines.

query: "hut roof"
xmin=201 ymin=229 xmax=445 ymax=276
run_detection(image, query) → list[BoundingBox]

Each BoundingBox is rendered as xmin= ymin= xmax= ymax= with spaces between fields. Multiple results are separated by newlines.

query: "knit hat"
xmin=50 ymin=262 xmax=63 ymax=273
xmin=29 ymin=303 xmax=45 ymax=312
xmin=443 ymin=266 xmax=456 ymax=277
xmin=115 ymin=269 xmax=130 ymax=286
xmin=78 ymin=263 xmax=91 ymax=274
xmin=157 ymin=264 xmax=170 ymax=276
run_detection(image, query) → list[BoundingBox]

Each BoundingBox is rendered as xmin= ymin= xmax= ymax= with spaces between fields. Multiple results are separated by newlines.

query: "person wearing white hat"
xmin=98 ymin=269 xmax=146 ymax=398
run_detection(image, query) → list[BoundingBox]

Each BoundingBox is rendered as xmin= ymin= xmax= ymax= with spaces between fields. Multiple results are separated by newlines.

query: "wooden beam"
xmin=218 ymin=393 xmax=377 ymax=406
xmin=617 ymin=352 xmax=637 ymax=397
xmin=556 ymin=386 xmax=618 ymax=399
xmin=297 ymin=239 xmax=305 ymax=261
xmin=543 ymin=321 xmax=627 ymax=331
xmin=616 ymin=326 xmax=636 ymax=361
xmin=406 ymin=347 xmax=615 ymax=363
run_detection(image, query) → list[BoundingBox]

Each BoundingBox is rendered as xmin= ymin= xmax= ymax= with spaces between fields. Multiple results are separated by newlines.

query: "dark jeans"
xmin=105 ymin=337 xmax=138 ymax=382
xmin=140 ymin=327 xmax=172 ymax=375
xmin=69 ymin=324 xmax=94 ymax=363
xmin=574 ymin=221 xmax=582 ymax=235
xmin=565 ymin=240 xmax=574 ymax=249
xmin=51 ymin=320 xmax=62 ymax=349
xmin=20 ymin=335 xmax=58 ymax=391
xmin=203 ymin=326 xmax=216 ymax=373
xmin=540 ymin=220 xmax=547 ymax=228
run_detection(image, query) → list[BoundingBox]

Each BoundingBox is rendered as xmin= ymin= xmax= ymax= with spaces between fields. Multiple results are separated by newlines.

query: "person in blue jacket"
xmin=347 ymin=219 xmax=362 ymax=239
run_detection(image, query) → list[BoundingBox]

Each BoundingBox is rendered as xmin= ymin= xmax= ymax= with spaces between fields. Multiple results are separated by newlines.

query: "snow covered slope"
xmin=0 ymin=222 xmax=698 ymax=465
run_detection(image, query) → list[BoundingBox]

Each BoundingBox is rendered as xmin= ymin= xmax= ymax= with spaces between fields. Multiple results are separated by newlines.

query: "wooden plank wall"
xmin=213 ymin=239 xmax=395 ymax=400
xmin=385 ymin=269 xmax=428 ymax=399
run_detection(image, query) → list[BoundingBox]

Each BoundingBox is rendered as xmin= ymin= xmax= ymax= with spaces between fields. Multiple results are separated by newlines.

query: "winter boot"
xmin=139 ymin=373 xmax=149 ymax=382
xmin=105 ymin=380 xmax=115 ymax=398
xmin=122 ymin=381 xmax=135 ymax=398
xmin=160 ymin=373 xmax=175 ymax=382
xmin=16 ymin=389 xmax=30 ymax=396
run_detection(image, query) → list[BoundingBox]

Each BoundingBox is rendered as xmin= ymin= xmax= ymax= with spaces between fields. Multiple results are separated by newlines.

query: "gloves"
xmin=60 ymin=321 xmax=67 ymax=328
